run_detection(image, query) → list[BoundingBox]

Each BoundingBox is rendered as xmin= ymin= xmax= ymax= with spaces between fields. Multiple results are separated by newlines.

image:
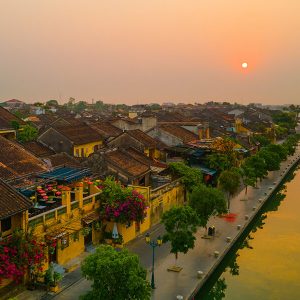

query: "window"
xmin=81 ymin=148 xmax=84 ymax=157
xmin=1 ymin=217 xmax=12 ymax=232
xmin=61 ymin=235 xmax=70 ymax=249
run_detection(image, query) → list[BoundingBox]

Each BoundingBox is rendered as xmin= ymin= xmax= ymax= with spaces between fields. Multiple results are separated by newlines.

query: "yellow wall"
xmin=149 ymin=181 xmax=185 ymax=226
xmin=28 ymin=183 xmax=102 ymax=268
xmin=57 ymin=233 xmax=85 ymax=265
xmin=73 ymin=141 xmax=102 ymax=157
xmin=235 ymin=119 xmax=251 ymax=134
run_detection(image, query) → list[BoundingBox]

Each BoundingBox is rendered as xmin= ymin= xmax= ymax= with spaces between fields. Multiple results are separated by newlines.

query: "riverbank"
xmin=150 ymin=145 xmax=300 ymax=300
xmin=18 ymin=145 xmax=300 ymax=300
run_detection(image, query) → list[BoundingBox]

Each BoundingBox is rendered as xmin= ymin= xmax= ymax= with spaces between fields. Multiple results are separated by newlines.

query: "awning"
xmin=191 ymin=164 xmax=217 ymax=176
xmin=38 ymin=166 xmax=91 ymax=183
xmin=82 ymin=211 xmax=99 ymax=225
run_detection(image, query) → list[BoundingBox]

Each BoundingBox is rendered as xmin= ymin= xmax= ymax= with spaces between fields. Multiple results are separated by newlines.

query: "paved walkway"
xmin=17 ymin=146 xmax=300 ymax=300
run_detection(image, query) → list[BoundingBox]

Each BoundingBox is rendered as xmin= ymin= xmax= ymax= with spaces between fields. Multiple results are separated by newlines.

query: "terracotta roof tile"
xmin=22 ymin=141 xmax=55 ymax=157
xmin=0 ymin=136 xmax=47 ymax=180
xmin=89 ymin=122 xmax=122 ymax=139
xmin=46 ymin=153 xmax=81 ymax=168
xmin=105 ymin=149 xmax=150 ymax=177
xmin=0 ymin=179 xmax=32 ymax=219
xmin=126 ymin=129 xmax=166 ymax=149
xmin=0 ymin=107 xmax=26 ymax=129
xmin=53 ymin=124 xmax=102 ymax=145
xmin=159 ymin=125 xmax=198 ymax=143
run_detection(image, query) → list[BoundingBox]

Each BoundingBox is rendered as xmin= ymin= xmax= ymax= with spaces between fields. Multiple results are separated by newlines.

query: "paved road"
xmin=51 ymin=148 xmax=300 ymax=300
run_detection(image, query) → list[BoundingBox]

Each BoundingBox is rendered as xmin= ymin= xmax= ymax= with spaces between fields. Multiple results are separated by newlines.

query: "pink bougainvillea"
xmin=0 ymin=229 xmax=47 ymax=284
xmin=98 ymin=177 xmax=148 ymax=224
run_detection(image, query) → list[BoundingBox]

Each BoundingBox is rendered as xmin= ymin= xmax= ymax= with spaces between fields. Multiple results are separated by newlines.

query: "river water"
xmin=198 ymin=165 xmax=300 ymax=300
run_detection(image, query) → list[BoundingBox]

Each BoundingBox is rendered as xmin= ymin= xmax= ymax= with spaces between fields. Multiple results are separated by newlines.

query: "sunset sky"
xmin=1 ymin=1 xmax=299 ymax=104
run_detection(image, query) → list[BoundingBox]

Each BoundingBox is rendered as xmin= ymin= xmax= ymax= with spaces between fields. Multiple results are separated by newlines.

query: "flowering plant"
xmin=99 ymin=177 xmax=147 ymax=224
xmin=0 ymin=229 xmax=47 ymax=284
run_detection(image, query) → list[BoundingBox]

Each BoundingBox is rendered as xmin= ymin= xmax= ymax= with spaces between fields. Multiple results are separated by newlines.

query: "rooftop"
xmin=0 ymin=106 xmax=26 ymax=130
xmin=37 ymin=166 xmax=91 ymax=182
xmin=22 ymin=141 xmax=55 ymax=157
xmin=0 ymin=136 xmax=47 ymax=180
xmin=126 ymin=129 xmax=166 ymax=149
xmin=52 ymin=124 xmax=102 ymax=145
xmin=159 ymin=125 xmax=198 ymax=143
xmin=105 ymin=149 xmax=150 ymax=177
xmin=46 ymin=153 xmax=81 ymax=168
xmin=0 ymin=179 xmax=32 ymax=220
xmin=89 ymin=121 xmax=122 ymax=139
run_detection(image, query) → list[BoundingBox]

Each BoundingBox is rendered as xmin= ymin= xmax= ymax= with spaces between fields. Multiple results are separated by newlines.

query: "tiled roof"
xmin=46 ymin=153 xmax=81 ymax=168
xmin=0 ymin=107 xmax=26 ymax=129
xmin=105 ymin=149 xmax=150 ymax=177
xmin=89 ymin=122 xmax=122 ymax=139
xmin=125 ymin=147 xmax=167 ymax=169
xmin=53 ymin=124 xmax=102 ymax=145
xmin=22 ymin=141 xmax=55 ymax=157
xmin=0 ymin=179 xmax=32 ymax=219
xmin=126 ymin=129 xmax=166 ymax=149
xmin=160 ymin=125 xmax=198 ymax=143
xmin=0 ymin=136 xmax=47 ymax=180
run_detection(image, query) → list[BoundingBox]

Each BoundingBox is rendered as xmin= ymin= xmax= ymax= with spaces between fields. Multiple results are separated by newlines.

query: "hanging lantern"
xmin=112 ymin=223 xmax=119 ymax=239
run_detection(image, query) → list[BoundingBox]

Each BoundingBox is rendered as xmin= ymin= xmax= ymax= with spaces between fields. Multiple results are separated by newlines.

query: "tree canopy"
xmin=162 ymin=206 xmax=199 ymax=262
xmin=243 ymin=155 xmax=268 ymax=182
xmin=17 ymin=125 xmax=38 ymax=143
xmin=168 ymin=162 xmax=202 ymax=192
xmin=258 ymin=149 xmax=281 ymax=171
xmin=218 ymin=169 xmax=241 ymax=209
xmin=207 ymin=153 xmax=233 ymax=173
xmin=189 ymin=184 xmax=227 ymax=227
xmin=81 ymin=245 xmax=151 ymax=300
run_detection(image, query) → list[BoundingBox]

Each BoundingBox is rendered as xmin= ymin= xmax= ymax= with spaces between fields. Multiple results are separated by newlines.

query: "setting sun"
xmin=242 ymin=62 xmax=248 ymax=69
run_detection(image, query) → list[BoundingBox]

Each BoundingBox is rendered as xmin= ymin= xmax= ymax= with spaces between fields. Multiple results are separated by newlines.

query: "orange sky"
xmin=1 ymin=0 xmax=299 ymax=104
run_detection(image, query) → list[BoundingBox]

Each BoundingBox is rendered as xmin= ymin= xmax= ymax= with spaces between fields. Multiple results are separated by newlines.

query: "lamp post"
xmin=145 ymin=233 xmax=162 ymax=289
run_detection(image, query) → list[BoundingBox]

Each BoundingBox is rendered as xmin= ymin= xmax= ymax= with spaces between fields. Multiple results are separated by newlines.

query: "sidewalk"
xmin=16 ymin=148 xmax=300 ymax=300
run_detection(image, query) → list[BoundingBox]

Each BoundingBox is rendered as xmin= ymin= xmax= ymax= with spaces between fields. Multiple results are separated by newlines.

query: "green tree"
xmin=265 ymin=144 xmax=288 ymax=161
xmin=46 ymin=99 xmax=59 ymax=107
xmin=258 ymin=149 xmax=281 ymax=171
xmin=73 ymin=101 xmax=87 ymax=113
xmin=251 ymin=135 xmax=271 ymax=147
xmin=162 ymin=206 xmax=199 ymax=265
xmin=33 ymin=102 xmax=44 ymax=107
xmin=282 ymin=134 xmax=300 ymax=155
xmin=243 ymin=155 xmax=268 ymax=183
xmin=207 ymin=153 xmax=233 ymax=173
xmin=17 ymin=125 xmax=38 ymax=143
xmin=10 ymin=120 xmax=20 ymax=130
xmin=240 ymin=165 xmax=256 ymax=194
xmin=168 ymin=162 xmax=202 ymax=192
xmin=189 ymin=184 xmax=227 ymax=228
xmin=218 ymin=169 xmax=241 ymax=209
xmin=94 ymin=100 xmax=104 ymax=111
xmin=272 ymin=111 xmax=297 ymax=130
xmin=81 ymin=245 xmax=151 ymax=300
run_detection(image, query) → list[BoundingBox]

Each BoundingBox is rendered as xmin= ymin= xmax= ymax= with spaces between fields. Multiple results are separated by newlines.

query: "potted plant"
xmin=44 ymin=264 xmax=63 ymax=293
xmin=103 ymin=230 xmax=113 ymax=245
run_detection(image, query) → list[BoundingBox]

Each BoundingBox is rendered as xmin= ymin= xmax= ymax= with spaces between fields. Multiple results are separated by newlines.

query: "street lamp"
xmin=145 ymin=233 xmax=163 ymax=289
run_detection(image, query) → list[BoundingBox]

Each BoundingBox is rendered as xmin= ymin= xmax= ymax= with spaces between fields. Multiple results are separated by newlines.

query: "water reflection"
xmin=198 ymin=166 xmax=299 ymax=300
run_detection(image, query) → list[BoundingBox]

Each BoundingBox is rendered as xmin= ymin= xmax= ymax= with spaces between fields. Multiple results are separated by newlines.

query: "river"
xmin=197 ymin=164 xmax=300 ymax=300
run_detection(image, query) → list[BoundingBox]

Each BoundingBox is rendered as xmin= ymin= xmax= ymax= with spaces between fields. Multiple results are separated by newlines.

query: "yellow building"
xmin=112 ymin=179 xmax=185 ymax=243
xmin=235 ymin=118 xmax=252 ymax=134
xmin=38 ymin=124 xmax=103 ymax=158
xmin=0 ymin=179 xmax=32 ymax=291
xmin=27 ymin=181 xmax=102 ymax=268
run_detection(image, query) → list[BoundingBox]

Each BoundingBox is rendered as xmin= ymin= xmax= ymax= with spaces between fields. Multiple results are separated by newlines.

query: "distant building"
xmin=2 ymin=99 xmax=26 ymax=110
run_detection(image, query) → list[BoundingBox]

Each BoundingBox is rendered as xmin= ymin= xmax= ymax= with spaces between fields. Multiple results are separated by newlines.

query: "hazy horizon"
xmin=1 ymin=1 xmax=300 ymax=105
